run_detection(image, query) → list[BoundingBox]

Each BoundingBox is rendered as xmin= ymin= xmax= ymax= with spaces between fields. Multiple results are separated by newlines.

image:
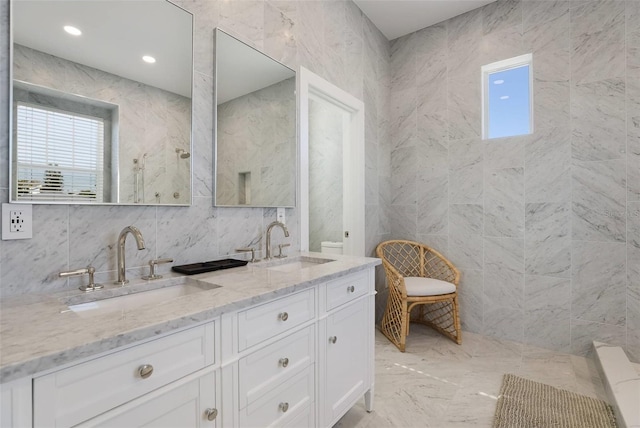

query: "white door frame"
xmin=298 ymin=67 xmax=365 ymax=256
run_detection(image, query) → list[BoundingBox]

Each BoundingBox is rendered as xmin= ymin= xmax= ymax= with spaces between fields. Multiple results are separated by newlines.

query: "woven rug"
xmin=493 ymin=374 xmax=617 ymax=428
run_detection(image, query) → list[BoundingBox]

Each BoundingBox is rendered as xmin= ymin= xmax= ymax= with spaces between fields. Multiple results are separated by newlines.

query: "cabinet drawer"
xmin=239 ymin=325 xmax=314 ymax=408
xmin=238 ymin=289 xmax=315 ymax=351
xmin=284 ymin=403 xmax=315 ymax=428
xmin=76 ymin=371 xmax=217 ymax=428
xmin=34 ymin=323 xmax=214 ymax=427
xmin=239 ymin=365 xmax=314 ymax=428
xmin=325 ymin=271 xmax=368 ymax=311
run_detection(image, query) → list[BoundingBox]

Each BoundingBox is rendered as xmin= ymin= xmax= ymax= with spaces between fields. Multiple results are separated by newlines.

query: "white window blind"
xmin=16 ymin=102 xmax=105 ymax=202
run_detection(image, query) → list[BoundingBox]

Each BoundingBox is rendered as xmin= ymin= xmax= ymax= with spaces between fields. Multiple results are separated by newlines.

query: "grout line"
xmin=520 ymin=0 xmax=526 ymax=349
xmin=480 ymin=9 xmax=486 ymax=340
xmin=624 ymin=0 xmax=629 ymax=355
xmin=569 ymin=1 xmax=574 ymax=355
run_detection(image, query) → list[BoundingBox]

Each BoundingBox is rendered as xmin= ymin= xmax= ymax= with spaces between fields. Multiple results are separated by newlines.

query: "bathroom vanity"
xmin=0 ymin=254 xmax=379 ymax=427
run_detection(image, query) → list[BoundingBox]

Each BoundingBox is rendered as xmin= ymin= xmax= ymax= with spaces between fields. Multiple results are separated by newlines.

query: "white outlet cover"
xmin=277 ymin=207 xmax=286 ymax=224
xmin=2 ymin=203 xmax=33 ymax=240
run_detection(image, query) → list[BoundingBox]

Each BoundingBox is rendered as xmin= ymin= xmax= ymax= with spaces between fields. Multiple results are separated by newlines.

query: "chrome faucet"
xmin=115 ymin=226 xmax=146 ymax=285
xmin=265 ymin=221 xmax=289 ymax=260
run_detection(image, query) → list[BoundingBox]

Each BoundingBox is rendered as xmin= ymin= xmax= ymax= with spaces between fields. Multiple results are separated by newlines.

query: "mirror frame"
xmin=213 ymin=28 xmax=297 ymax=208
xmin=7 ymin=0 xmax=195 ymax=206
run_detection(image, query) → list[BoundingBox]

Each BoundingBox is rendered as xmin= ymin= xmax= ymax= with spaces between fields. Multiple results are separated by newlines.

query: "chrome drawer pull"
xmin=205 ymin=408 xmax=218 ymax=421
xmin=278 ymin=312 xmax=289 ymax=321
xmin=279 ymin=357 xmax=289 ymax=368
xmin=329 ymin=336 xmax=337 ymax=344
xmin=138 ymin=364 xmax=154 ymax=379
xmin=279 ymin=402 xmax=289 ymax=413
xmin=348 ymin=285 xmax=355 ymax=293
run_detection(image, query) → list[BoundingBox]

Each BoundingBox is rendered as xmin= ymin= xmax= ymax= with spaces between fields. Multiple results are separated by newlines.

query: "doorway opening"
xmin=298 ymin=67 xmax=365 ymax=256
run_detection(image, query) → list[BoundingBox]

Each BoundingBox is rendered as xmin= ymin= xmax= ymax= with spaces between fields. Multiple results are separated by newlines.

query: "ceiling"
xmin=12 ymin=1 xmax=192 ymax=97
xmin=12 ymin=0 xmax=496 ymax=97
xmin=216 ymin=31 xmax=294 ymax=105
xmin=353 ymin=0 xmax=496 ymax=40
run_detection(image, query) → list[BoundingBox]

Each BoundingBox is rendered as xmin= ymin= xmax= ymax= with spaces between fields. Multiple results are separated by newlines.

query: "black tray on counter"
xmin=172 ymin=258 xmax=248 ymax=275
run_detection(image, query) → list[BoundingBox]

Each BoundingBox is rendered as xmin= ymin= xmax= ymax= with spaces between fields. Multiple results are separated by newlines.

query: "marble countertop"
xmin=0 ymin=252 xmax=380 ymax=383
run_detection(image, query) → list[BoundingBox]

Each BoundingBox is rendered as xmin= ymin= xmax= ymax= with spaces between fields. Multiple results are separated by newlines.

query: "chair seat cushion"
xmin=404 ymin=277 xmax=456 ymax=296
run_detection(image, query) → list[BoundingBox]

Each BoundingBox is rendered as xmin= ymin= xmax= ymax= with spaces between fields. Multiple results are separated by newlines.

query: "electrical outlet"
xmin=2 ymin=203 xmax=33 ymax=240
xmin=277 ymin=207 xmax=286 ymax=225
xmin=11 ymin=210 xmax=25 ymax=232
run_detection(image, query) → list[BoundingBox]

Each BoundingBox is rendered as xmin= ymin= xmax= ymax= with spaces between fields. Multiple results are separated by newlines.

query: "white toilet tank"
xmin=321 ymin=241 xmax=343 ymax=255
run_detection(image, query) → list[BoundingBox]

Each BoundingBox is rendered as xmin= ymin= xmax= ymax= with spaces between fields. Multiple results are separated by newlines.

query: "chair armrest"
xmin=379 ymin=258 xmax=408 ymax=298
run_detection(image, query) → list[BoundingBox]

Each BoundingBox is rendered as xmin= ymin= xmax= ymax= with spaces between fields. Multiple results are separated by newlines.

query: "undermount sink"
xmin=62 ymin=277 xmax=220 ymax=317
xmin=264 ymin=256 xmax=334 ymax=273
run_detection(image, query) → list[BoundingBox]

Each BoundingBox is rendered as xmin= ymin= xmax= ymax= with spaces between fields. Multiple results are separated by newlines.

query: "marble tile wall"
xmin=13 ymin=44 xmax=192 ymax=205
xmin=388 ymin=0 xmax=639 ymax=361
xmin=0 ymin=1 xmax=392 ymax=297
xmin=7 ymin=0 xmax=633 ymax=363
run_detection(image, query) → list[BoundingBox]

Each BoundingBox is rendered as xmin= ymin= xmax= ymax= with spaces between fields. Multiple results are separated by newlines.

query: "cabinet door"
xmin=324 ymin=297 xmax=368 ymax=423
xmin=77 ymin=371 xmax=218 ymax=428
xmin=1 ymin=378 xmax=32 ymax=428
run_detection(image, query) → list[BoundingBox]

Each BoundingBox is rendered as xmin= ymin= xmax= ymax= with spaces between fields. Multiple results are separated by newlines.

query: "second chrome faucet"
xmin=265 ymin=221 xmax=289 ymax=260
xmin=115 ymin=225 xmax=146 ymax=285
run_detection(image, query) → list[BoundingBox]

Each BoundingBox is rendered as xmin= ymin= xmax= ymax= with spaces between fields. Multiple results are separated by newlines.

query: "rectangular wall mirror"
xmin=9 ymin=0 xmax=193 ymax=205
xmin=214 ymin=29 xmax=296 ymax=208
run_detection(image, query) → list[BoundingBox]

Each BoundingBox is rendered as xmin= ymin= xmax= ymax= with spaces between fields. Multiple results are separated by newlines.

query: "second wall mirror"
xmin=214 ymin=29 xmax=296 ymax=208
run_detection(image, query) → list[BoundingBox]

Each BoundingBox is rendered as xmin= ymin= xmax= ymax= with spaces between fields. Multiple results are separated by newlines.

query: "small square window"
xmin=482 ymin=54 xmax=533 ymax=139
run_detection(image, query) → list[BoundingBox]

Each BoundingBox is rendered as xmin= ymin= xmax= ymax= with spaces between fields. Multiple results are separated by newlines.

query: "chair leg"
xmin=399 ymin=313 xmax=407 ymax=352
xmin=405 ymin=308 xmax=411 ymax=337
xmin=453 ymin=295 xmax=462 ymax=344
xmin=380 ymin=290 xmax=407 ymax=352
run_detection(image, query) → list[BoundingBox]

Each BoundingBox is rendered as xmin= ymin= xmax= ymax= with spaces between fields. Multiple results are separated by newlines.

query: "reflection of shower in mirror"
xmin=133 ymin=153 xmax=147 ymax=203
xmin=175 ymin=148 xmax=190 ymax=159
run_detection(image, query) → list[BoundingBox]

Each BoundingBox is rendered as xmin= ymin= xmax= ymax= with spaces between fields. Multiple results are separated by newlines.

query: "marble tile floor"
xmin=334 ymin=325 xmax=608 ymax=428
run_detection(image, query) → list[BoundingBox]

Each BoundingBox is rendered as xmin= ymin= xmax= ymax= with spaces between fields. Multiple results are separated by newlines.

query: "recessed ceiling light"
xmin=493 ymin=79 xmax=505 ymax=85
xmin=63 ymin=25 xmax=82 ymax=36
xmin=500 ymin=95 xmax=510 ymax=100
xmin=142 ymin=55 xmax=156 ymax=64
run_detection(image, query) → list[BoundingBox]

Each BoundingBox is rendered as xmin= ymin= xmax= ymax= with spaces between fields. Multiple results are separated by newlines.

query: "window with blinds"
xmin=15 ymin=102 xmax=105 ymax=202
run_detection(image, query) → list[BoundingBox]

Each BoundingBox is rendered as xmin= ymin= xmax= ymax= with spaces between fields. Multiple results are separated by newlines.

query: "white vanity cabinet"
xmin=222 ymin=268 xmax=375 ymax=428
xmin=0 ymin=265 xmax=376 ymax=428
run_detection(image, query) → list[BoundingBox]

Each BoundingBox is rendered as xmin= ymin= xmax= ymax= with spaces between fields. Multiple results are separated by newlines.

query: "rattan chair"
xmin=376 ymin=240 xmax=462 ymax=352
